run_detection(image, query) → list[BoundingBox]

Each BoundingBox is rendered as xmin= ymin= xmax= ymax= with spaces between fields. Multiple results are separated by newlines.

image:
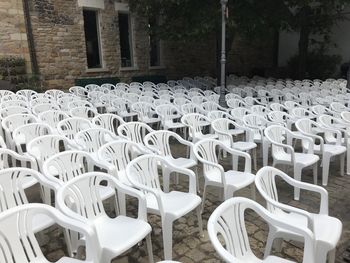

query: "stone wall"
xmin=28 ymin=0 xmax=218 ymax=88
xmin=0 ymin=0 xmax=31 ymax=73
xmin=0 ymin=0 xmax=273 ymax=89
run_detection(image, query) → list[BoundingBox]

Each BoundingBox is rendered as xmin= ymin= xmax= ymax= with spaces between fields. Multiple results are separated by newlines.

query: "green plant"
xmin=15 ymin=74 xmax=43 ymax=92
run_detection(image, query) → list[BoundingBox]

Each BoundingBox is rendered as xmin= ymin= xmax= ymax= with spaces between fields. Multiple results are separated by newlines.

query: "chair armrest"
xmin=221 ymin=144 xmax=252 ymax=173
xmin=277 ymin=175 xmax=329 ymax=214
xmin=114 ymin=180 xmax=148 ymax=221
xmin=289 ymin=131 xmax=315 ymax=154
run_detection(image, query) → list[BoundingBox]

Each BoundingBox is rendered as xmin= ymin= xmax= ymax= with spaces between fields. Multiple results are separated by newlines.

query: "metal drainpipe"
xmin=347 ymin=65 xmax=350 ymax=90
xmin=22 ymin=0 xmax=39 ymax=75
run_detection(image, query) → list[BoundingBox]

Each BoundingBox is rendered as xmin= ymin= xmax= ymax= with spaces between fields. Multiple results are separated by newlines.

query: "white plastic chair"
xmin=0 ymin=203 xmax=98 ymax=263
xmin=144 ymin=130 xmax=198 ymax=192
xmin=208 ymin=197 xmax=315 ymax=263
xmin=117 ymin=122 xmax=154 ymax=153
xmin=27 ymin=134 xmax=74 ymax=173
xmin=207 ymin=110 xmax=233 ymax=122
xmin=68 ymin=100 xmax=94 ymax=109
xmin=227 ymin=98 xmax=246 ymax=108
xmin=296 ymin=118 xmax=346 ymax=185
xmin=70 ymin=106 xmax=98 ymax=120
xmin=0 ymin=106 xmax=30 ymax=119
xmin=98 ymin=140 xmax=146 ymax=186
xmin=0 ymin=99 xmax=28 ymax=109
xmin=251 ymin=105 xmax=270 ymax=117
xmin=181 ymin=113 xmax=217 ymax=143
xmin=92 ymin=113 xmax=125 ymax=136
xmin=126 ymin=154 xmax=203 ymax=260
xmin=75 ymin=128 xmax=117 ymax=160
xmin=110 ymin=98 xmax=138 ymax=121
xmin=16 ymin=89 xmax=37 ymax=101
xmin=56 ymin=172 xmax=154 ymax=263
xmin=32 ymin=103 xmax=60 ymax=116
xmin=212 ymin=118 xmax=257 ymax=170
xmin=0 ymin=167 xmax=59 ymax=229
xmin=256 ymin=166 xmax=342 ymax=263
xmin=38 ymin=110 xmax=69 ymax=131
xmin=45 ymin=89 xmax=65 ymax=100
xmin=180 ymin=102 xmax=206 ymax=115
xmin=12 ymin=123 xmax=52 ymax=154
xmin=156 ymin=104 xmax=185 ymax=131
xmin=57 ymin=117 xmax=92 ymax=142
xmin=2 ymin=113 xmax=38 ymax=150
xmin=243 ymin=114 xmax=274 ymax=167
xmin=264 ymin=125 xmax=319 ymax=200
xmin=193 ymin=139 xmax=255 ymax=211
xmin=132 ymin=102 xmax=160 ymax=126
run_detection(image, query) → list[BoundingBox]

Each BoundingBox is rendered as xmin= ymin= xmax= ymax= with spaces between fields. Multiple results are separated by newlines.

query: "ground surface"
xmin=35 ymin=142 xmax=350 ymax=263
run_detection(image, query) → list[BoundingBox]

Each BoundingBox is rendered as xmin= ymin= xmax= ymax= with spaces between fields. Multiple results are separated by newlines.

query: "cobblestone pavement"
xmin=34 ymin=143 xmax=349 ymax=263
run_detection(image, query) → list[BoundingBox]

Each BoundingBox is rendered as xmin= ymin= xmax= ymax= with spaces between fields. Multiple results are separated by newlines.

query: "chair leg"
xmin=201 ymin=184 xmax=207 ymax=214
xmin=313 ymin=162 xmax=318 ymax=185
xmin=322 ymin=154 xmax=331 ymax=186
xmin=253 ymin=148 xmax=258 ymax=171
xmin=347 ymin=146 xmax=350 ymax=175
xmin=328 ymin=248 xmax=336 ymax=263
xmin=251 ymin=184 xmax=256 ymax=200
xmin=263 ymin=140 xmax=269 ymax=166
xmin=232 ymin=154 xmax=238 ymax=170
xmin=163 ymin=167 xmax=171 ymax=193
xmin=196 ymin=206 xmax=204 ymax=237
xmin=162 ymin=218 xmax=174 ymax=260
xmin=194 ymin=165 xmax=200 ymax=194
xmin=146 ymin=234 xmax=154 ymax=263
xmin=293 ymin=166 xmax=302 ymax=200
xmin=340 ymin=153 xmax=345 ymax=176
xmin=264 ymin=227 xmax=277 ymax=258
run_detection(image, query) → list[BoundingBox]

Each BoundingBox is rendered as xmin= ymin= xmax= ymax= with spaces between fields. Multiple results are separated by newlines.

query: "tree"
xmin=129 ymin=0 xmax=350 ymax=79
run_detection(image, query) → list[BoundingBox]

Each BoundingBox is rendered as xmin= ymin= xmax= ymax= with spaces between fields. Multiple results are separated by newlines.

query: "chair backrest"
xmin=0 ymin=99 xmax=28 ymax=109
xmin=208 ymin=196 xmax=314 ymax=263
xmin=45 ymin=89 xmax=65 ymax=100
xmin=156 ymin=104 xmax=181 ymax=120
xmin=92 ymin=113 xmax=124 ymax=134
xmin=68 ymin=100 xmax=94 ymax=109
xmin=43 ymin=150 xmax=97 ymax=182
xmin=75 ymin=128 xmax=116 ymax=153
xmin=0 ymin=148 xmax=34 ymax=169
xmin=57 ymin=117 xmax=92 ymax=140
xmin=117 ymin=122 xmax=153 ymax=146
xmin=251 ymin=105 xmax=269 ymax=116
xmin=38 ymin=110 xmax=69 ymax=129
xmin=181 ymin=113 xmax=208 ymax=137
xmin=132 ymin=102 xmax=154 ymax=118
xmin=27 ymin=135 xmax=72 ymax=171
xmin=207 ymin=110 xmax=232 ymax=122
xmin=2 ymin=114 xmax=38 ymax=133
xmin=30 ymin=97 xmax=55 ymax=108
xmin=98 ymin=140 xmax=144 ymax=184
xmin=264 ymin=125 xmax=287 ymax=154
xmin=0 ymin=203 xmax=98 ymax=262
xmin=144 ymin=130 xmax=185 ymax=158
xmin=0 ymin=168 xmax=47 ymax=211
xmin=0 ymin=106 xmax=30 ymax=119
xmin=13 ymin=123 xmax=52 ymax=153
xmin=270 ymin=102 xmax=287 ymax=112
xmin=57 ymin=172 xmax=123 ymax=221
xmin=16 ymin=89 xmax=37 ymax=100
xmin=181 ymin=103 xmax=204 ymax=115
xmin=32 ymin=103 xmax=60 ymax=116
xmin=193 ymin=139 xmax=221 ymax=175
xmin=227 ymin=98 xmax=245 ymax=108
xmin=70 ymin=106 xmax=98 ymax=120
xmin=268 ymin=111 xmax=291 ymax=124
xmin=1 ymin=94 xmax=27 ymax=103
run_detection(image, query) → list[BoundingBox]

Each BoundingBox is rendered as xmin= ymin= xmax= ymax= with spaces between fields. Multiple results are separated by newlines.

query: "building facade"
xmin=0 ymin=0 xmax=275 ymax=89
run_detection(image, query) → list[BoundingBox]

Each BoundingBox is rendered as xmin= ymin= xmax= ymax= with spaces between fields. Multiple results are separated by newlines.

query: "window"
xmin=83 ymin=9 xmax=102 ymax=69
xmin=149 ymin=17 xmax=161 ymax=67
xmin=118 ymin=13 xmax=134 ymax=68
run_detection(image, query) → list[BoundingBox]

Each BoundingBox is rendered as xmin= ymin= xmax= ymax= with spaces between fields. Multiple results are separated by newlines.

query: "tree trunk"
xmin=297 ymin=6 xmax=311 ymax=79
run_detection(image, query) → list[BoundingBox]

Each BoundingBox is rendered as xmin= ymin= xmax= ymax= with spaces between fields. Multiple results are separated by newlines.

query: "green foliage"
xmin=16 ymin=74 xmax=43 ymax=92
xmin=0 ymin=56 xmax=26 ymax=78
xmin=287 ymin=50 xmax=341 ymax=79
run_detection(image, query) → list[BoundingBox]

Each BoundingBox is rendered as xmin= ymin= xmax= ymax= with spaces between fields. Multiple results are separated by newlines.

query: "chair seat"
xmin=94 ymin=215 xmax=152 ymax=257
xmin=274 ymin=212 xmax=342 ymax=251
xmin=232 ymin=141 xmax=257 ymax=151
xmin=206 ymin=169 xmax=255 ymax=190
xmin=146 ymin=191 xmax=201 ymax=220
xmin=275 ymin=152 xmax=319 ymax=167
xmin=164 ymin=156 xmax=196 ymax=169
xmin=165 ymin=121 xmax=185 ymax=129
xmin=314 ymin=144 xmax=346 ymax=155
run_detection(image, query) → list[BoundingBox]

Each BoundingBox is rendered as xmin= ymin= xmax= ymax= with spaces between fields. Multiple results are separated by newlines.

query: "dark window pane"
xmin=119 ymin=13 xmax=133 ymax=67
xmin=149 ymin=18 xmax=161 ymax=67
xmin=83 ymin=10 xmax=102 ymax=68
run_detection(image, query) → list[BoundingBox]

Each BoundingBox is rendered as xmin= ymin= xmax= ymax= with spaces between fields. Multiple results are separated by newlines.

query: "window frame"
xmin=83 ymin=8 xmax=104 ymax=70
xmin=118 ymin=11 xmax=135 ymax=69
